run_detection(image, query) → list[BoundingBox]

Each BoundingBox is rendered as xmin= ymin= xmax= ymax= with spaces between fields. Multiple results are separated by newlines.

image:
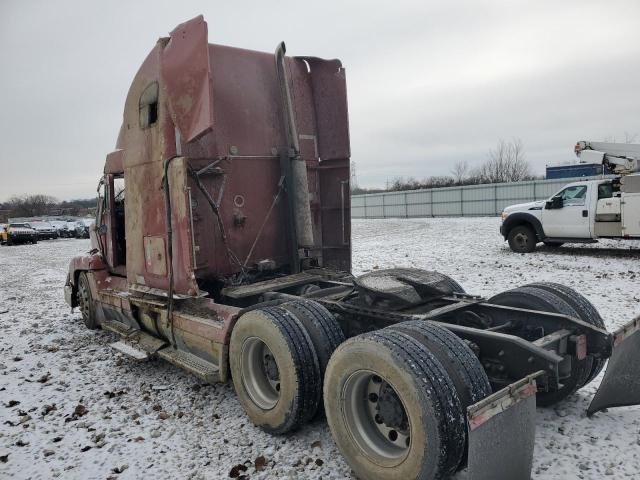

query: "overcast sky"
xmin=1 ymin=0 xmax=639 ymax=200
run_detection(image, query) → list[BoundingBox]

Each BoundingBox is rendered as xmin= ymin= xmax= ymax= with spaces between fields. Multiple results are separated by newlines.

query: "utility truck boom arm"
xmin=575 ymin=140 xmax=640 ymax=175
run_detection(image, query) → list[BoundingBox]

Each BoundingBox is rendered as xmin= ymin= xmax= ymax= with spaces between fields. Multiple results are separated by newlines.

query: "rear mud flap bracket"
xmin=587 ymin=315 xmax=640 ymax=416
xmin=454 ymin=371 xmax=543 ymax=480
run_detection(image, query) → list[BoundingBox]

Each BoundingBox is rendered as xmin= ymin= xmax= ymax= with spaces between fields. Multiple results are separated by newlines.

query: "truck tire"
xmin=507 ymin=224 xmax=537 ymax=253
xmin=525 ymin=282 xmax=606 ymax=384
xmin=229 ymin=306 xmax=321 ymax=434
xmin=280 ymin=299 xmax=346 ymax=418
xmin=280 ymin=299 xmax=345 ymax=377
xmin=387 ymin=320 xmax=492 ymax=409
xmin=77 ymin=272 xmax=99 ymax=330
xmin=324 ymin=329 xmax=466 ymax=480
xmin=488 ymin=286 xmax=592 ymax=406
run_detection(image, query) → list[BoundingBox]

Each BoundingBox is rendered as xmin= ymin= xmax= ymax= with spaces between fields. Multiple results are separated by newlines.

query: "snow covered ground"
xmin=1 ymin=217 xmax=639 ymax=480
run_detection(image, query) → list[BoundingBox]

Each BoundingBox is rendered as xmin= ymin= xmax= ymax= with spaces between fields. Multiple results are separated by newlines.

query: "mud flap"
xmin=587 ymin=315 xmax=640 ymax=416
xmin=454 ymin=371 xmax=543 ymax=480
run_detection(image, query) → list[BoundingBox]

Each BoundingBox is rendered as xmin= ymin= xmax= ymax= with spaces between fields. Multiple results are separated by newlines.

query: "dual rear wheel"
xmin=230 ymin=298 xmax=491 ymax=480
xmin=324 ymin=323 xmax=491 ymax=480
xmin=229 ymin=275 xmax=604 ymax=479
xmin=489 ymin=282 xmax=605 ymax=405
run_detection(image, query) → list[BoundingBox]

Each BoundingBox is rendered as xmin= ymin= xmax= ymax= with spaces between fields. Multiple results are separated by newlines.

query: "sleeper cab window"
xmin=139 ymin=82 xmax=159 ymax=129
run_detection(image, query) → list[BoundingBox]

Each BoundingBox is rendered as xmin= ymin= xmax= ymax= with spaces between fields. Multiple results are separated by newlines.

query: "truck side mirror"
xmin=545 ymin=196 xmax=563 ymax=210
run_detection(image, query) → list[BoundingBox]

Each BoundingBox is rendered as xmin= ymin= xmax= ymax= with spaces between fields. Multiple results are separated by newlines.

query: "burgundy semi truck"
xmin=65 ymin=16 xmax=640 ymax=480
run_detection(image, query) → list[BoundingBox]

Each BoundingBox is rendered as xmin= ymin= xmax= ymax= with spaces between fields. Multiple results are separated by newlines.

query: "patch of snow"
xmin=0 ymin=219 xmax=638 ymax=479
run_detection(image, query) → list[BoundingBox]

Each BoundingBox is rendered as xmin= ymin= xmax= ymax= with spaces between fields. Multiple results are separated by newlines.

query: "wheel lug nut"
xmin=368 ymin=393 xmax=378 ymax=403
xmin=388 ymin=430 xmax=398 ymax=441
xmin=374 ymin=414 xmax=383 ymax=424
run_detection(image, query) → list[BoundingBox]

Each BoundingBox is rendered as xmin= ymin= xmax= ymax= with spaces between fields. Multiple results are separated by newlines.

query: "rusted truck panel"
xmin=89 ymin=15 xmax=351 ymax=300
xmin=65 ymin=15 xmax=640 ymax=480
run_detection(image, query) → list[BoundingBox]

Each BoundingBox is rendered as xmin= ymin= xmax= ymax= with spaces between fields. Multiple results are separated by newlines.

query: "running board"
xmin=454 ymin=371 xmax=543 ymax=480
xmin=587 ymin=315 xmax=640 ymax=416
xmin=108 ymin=330 xmax=167 ymax=361
xmin=542 ymin=237 xmax=598 ymax=244
xmin=157 ymin=348 xmax=220 ymax=384
xmin=110 ymin=340 xmax=151 ymax=361
xmin=101 ymin=319 xmax=137 ymax=336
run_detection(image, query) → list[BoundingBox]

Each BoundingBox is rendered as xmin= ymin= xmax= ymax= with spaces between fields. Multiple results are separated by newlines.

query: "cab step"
xmin=109 ymin=340 xmax=151 ymax=361
xmin=101 ymin=319 xmax=137 ymax=336
xmin=157 ymin=348 xmax=220 ymax=384
xmin=108 ymin=331 xmax=167 ymax=361
xmin=127 ymin=330 xmax=167 ymax=353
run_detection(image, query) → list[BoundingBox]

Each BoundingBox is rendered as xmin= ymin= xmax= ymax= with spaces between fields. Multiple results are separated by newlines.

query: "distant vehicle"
xmin=65 ymin=221 xmax=79 ymax=237
xmin=27 ymin=221 xmax=58 ymax=240
xmin=2 ymin=223 xmax=38 ymax=245
xmin=49 ymin=220 xmax=71 ymax=238
xmin=74 ymin=218 xmax=95 ymax=239
xmin=502 ymin=141 xmax=640 ymax=252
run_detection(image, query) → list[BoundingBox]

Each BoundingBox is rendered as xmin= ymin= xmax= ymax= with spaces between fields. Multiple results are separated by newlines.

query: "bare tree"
xmin=6 ymin=194 xmax=58 ymax=217
xmin=451 ymin=160 xmax=470 ymax=185
xmin=475 ymin=138 xmax=531 ymax=183
xmin=387 ymin=175 xmax=455 ymax=191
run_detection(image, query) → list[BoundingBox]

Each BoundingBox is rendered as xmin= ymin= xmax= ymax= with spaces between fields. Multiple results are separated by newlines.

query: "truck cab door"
xmin=96 ymin=179 xmax=109 ymax=257
xmin=541 ymin=184 xmax=592 ymax=238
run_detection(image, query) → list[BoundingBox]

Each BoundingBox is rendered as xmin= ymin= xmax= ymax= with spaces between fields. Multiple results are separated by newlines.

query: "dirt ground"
xmin=1 ymin=217 xmax=639 ymax=479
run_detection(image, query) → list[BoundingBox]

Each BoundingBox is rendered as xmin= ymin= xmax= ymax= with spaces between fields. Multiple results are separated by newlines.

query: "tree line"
xmin=1 ymin=194 xmax=97 ymax=219
xmin=353 ymin=138 xmax=539 ymax=194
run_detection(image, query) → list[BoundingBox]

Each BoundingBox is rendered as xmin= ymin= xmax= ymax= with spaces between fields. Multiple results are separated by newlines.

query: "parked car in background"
xmin=2 ymin=223 xmax=38 ymax=245
xmin=74 ymin=218 xmax=95 ymax=239
xmin=27 ymin=221 xmax=58 ymax=240
xmin=49 ymin=220 xmax=71 ymax=238
xmin=65 ymin=221 xmax=79 ymax=237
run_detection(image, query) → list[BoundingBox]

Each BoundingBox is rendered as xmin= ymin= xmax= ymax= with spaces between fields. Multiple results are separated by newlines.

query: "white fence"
xmin=351 ymin=176 xmax=601 ymax=219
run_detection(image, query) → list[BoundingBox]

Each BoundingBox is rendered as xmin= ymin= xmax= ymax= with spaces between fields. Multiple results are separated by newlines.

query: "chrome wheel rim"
xmin=241 ymin=337 xmax=280 ymax=410
xmin=342 ymin=370 xmax=411 ymax=464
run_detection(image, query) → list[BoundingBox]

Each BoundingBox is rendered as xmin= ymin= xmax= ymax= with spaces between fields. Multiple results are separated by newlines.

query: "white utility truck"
xmin=501 ymin=141 xmax=640 ymax=252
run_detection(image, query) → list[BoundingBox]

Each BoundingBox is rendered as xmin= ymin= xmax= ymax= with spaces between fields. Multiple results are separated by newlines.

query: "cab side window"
xmin=598 ymin=183 xmax=613 ymax=199
xmin=559 ymin=185 xmax=587 ymax=206
xmin=139 ymin=82 xmax=159 ymax=129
